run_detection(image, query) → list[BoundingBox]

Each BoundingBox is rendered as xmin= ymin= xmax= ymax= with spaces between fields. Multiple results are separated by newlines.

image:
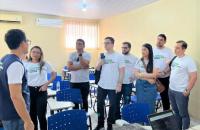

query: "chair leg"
xmin=93 ymin=98 xmax=97 ymax=113
xmin=50 ymin=110 xmax=54 ymax=115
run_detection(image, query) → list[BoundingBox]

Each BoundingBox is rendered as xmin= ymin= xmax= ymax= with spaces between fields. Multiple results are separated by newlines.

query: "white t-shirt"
xmin=7 ymin=62 xmax=24 ymax=84
xmin=25 ymin=62 xmax=54 ymax=86
xmin=68 ymin=52 xmax=91 ymax=83
xmin=123 ymin=54 xmax=138 ymax=84
xmin=169 ymin=55 xmax=197 ymax=92
xmin=134 ymin=59 xmax=158 ymax=74
xmin=153 ymin=47 xmax=174 ymax=78
xmin=98 ymin=52 xmax=125 ymax=90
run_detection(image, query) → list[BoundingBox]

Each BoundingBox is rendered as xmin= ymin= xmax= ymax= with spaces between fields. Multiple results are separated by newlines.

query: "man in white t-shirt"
xmin=115 ymin=42 xmax=138 ymax=120
xmin=0 ymin=29 xmax=34 ymax=130
xmin=153 ymin=34 xmax=174 ymax=111
xmin=94 ymin=37 xmax=125 ymax=130
xmin=67 ymin=39 xmax=91 ymax=112
xmin=169 ymin=40 xmax=197 ymax=130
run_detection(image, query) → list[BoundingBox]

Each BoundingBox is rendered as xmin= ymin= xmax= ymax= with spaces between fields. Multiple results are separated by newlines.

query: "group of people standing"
xmin=67 ymin=34 xmax=197 ymax=130
xmin=0 ymin=29 xmax=198 ymax=130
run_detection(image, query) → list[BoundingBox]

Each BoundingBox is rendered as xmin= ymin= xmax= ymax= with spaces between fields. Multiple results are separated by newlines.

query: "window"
xmin=65 ymin=21 xmax=99 ymax=49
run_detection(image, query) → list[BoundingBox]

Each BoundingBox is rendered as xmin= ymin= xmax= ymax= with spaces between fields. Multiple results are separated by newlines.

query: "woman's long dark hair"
xmin=142 ymin=43 xmax=154 ymax=73
xmin=29 ymin=46 xmax=45 ymax=73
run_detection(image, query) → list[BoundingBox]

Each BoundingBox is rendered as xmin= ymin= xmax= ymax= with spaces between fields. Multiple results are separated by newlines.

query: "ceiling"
xmin=0 ymin=0 xmax=158 ymax=19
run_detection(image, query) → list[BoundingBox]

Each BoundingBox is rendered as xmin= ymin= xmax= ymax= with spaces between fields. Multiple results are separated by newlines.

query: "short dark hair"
xmin=5 ymin=29 xmax=26 ymax=50
xmin=76 ymin=39 xmax=85 ymax=45
xmin=123 ymin=42 xmax=131 ymax=48
xmin=176 ymin=40 xmax=188 ymax=49
xmin=105 ymin=37 xmax=115 ymax=44
xmin=158 ymin=34 xmax=167 ymax=41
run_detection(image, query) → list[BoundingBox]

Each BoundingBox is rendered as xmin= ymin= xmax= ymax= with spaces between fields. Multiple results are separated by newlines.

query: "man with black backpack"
xmin=94 ymin=37 xmax=125 ymax=130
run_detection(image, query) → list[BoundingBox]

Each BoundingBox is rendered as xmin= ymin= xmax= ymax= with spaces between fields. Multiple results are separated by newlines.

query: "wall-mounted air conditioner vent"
xmin=36 ymin=18 xmax=63 ymax=28
xmin=0 ymin=14 xmax=22 ymax=23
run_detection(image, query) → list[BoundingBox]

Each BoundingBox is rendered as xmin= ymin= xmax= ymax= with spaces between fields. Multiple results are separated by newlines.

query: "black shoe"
xmin=93 ymin=125 xmax=104 ymax=130
xmin=107 ymin=124 xmax=113 ymax=130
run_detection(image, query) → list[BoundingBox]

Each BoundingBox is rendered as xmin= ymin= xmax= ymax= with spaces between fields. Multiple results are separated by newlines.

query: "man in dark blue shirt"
xmin=0 ymin=29 xmax=34 ymax=130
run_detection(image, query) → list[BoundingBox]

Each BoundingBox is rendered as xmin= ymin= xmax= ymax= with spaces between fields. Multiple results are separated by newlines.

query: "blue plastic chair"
xmin=48 ymin=110 xmax=87 ymax=130
xmin=60 ymin=80 xmax=70 ymax=90
xmin=89 ymin=71 xmax=95 ymax=81
xmin=122 ymin=103 xmax=150 ymax=124
xmin=56 ymin=89 xmax=92 ymax=130
xmin=131 ymin=95 xmax=137 ymax=103
xmin=56 ymin=89 xmax=83 ymax=104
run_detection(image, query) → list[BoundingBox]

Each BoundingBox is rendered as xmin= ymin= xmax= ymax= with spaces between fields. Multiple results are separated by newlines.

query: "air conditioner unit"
xmin=0 ymin=14 xmax=22 ymax=23
xmin=36 ymin=18 xmax=63 ymax=28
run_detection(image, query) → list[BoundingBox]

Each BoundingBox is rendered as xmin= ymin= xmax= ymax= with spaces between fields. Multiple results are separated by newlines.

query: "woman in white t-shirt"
xmin=26 ymin=46 xmax=56 ymax=130
xmin=134 ymin=43 xmax=159 ymax=114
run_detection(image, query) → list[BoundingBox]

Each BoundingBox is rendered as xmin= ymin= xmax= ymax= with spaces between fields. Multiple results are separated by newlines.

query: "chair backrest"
xmin=51 ymin=75 xmax=62 ymax=90
xmin=56 ymin=89 xmax=82 ymax=104
xmin=89 ymin=70 xmax=95 ymax=80
xmin=48 ymin=110 xmax=87 ymax=130
xmin=122 ymin=103 xmax=150 ymax=124
xmin=60 ymin=80 xmax=70 ymax=90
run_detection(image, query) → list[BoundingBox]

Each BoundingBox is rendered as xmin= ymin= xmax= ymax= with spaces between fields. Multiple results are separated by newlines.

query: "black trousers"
xmin=158 ymin=77 xmax=170 ymax=111
xmin=29 ymin=86 xmax=47 ymax=130
xmin=70 ymin=82 xmax=90 ymax=112
xmin=97 ymin=86 xmax=117 ymax=126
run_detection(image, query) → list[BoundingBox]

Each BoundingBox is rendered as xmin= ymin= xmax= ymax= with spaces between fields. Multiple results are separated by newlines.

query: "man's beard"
xmin=123 ymin=51 xmax=129 ymax=55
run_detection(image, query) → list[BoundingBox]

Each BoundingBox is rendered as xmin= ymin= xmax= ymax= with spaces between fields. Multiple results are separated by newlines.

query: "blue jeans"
xmin=136 ymin=79 xmax=157 ymax=114
xmin=2 ymin=119 xmax=24 ymax=130
xmin=116 ymin=83 xmax=133 ymax=119
xmin=169 ymin=89 xmax=190 ymax=130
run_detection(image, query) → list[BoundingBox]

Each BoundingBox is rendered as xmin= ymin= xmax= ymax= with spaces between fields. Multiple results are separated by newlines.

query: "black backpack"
xmin=94 ymin=67 xmax=101 ymax=84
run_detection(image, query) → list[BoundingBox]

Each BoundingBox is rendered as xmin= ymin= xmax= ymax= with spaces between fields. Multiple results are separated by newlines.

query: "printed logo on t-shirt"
xmin=0 ymin=62 xmax=3 ymax=71
xmin=125 ymin=60 xmax=131 ymax=64
xmin=105 ymin=59 xmax=114 ymax=64
xmin=171 ymin=62 xmax=181 ymax=69
xmin=154 ymin=55 xmax=165 ymax=60
xmin=28 ymin=66 xmax=41 ymax=73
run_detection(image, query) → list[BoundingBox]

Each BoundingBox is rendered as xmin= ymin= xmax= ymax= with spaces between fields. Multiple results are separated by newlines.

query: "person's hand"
xmin=24 ymin=121 xmax=34 ymax=130
xmin=147 ymin=79 xmax=156 ymax=84
xmin=134 ymin=71 xmax=141 ymax=79
xmin=183 ymin=89 xmax=190 ymax=97
xmin=153 ymin=69 xmax=160 ymax=78
xmin=116 ymin=83 xmax=122 ymax=93
xmin=39 ymin=83 xmax=49 ymax=92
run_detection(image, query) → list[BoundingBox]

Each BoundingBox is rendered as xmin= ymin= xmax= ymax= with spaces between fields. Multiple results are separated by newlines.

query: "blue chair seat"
xmin=48 ymin=110 xmax=87 ymax=130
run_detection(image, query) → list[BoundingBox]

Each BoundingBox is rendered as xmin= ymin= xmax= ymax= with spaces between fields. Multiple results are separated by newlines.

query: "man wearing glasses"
xmin=94 ymin=37 xmax=125 ymax=130
xmin=0 ymin=29 xmax=34 ymax=130
xmin=115 ymin=42 xmax=138 ymax=120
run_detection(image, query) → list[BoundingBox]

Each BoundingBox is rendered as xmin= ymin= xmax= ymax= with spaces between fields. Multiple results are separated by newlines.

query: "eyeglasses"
xmin=104 ymin=42 xmax=111 ymax=44
xmin=25 ymin=39 xmax=31 ymax=45
xmin=122 ymin=47 xmax=129 ymax=49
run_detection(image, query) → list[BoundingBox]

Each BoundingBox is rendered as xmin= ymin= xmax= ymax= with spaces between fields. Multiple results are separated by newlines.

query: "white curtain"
xmin=65 ymin=21 xmax=99 ymax=49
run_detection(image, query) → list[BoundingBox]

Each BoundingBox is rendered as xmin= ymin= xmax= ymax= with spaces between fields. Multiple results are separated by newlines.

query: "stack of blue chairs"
xmin=48 ymin=110 xmax=87 ymax=130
